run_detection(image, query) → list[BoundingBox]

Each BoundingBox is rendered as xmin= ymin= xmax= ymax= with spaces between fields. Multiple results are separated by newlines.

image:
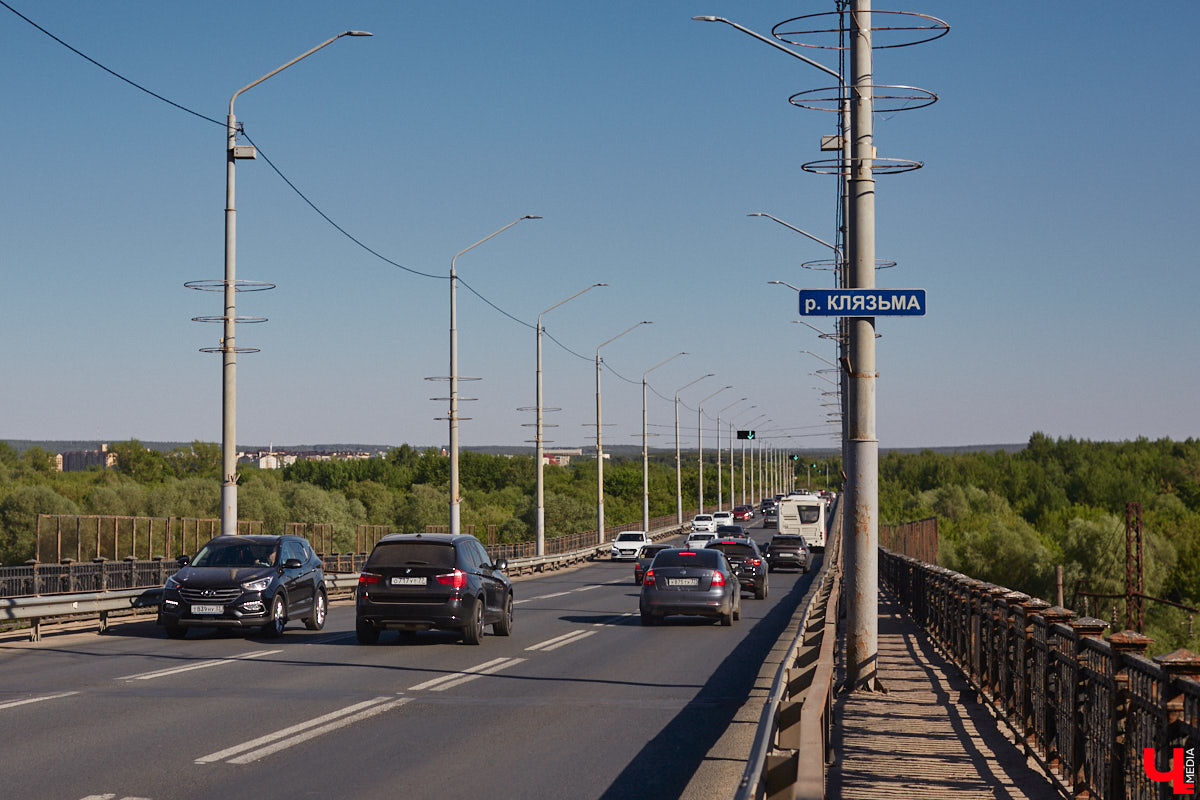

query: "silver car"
xmin=639 ymin=547 xmax=741 ymax=626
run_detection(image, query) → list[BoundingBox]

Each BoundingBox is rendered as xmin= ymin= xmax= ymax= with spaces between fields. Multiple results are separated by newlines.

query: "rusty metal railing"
xmin=882 ymin=549 xmax=1200 ymax=799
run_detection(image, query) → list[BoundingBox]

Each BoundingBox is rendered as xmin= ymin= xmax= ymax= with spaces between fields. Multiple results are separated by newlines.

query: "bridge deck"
xmin=827 ymin=595 xmax=1060 ymax=799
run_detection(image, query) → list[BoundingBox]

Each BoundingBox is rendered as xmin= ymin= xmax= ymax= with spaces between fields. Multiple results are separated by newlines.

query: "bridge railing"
xmin=882 ymin=549 xmax=1200 ymax=799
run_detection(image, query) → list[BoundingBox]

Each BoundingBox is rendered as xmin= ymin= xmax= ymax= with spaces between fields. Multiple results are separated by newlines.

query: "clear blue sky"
xmin=3 ymin=2 xmax=1197 ymax=452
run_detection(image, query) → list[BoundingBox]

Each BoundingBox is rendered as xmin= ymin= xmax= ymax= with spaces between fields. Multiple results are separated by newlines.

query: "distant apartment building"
xmin=543 ymin=448 xmax=583 ymax=467
xmin=58 ymin=443 xmax=117 ymax=472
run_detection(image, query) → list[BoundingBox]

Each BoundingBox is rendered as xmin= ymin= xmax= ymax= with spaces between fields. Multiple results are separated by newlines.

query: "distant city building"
xmin=544 ymin=448 xmax=583 ymax=466
xmin=58 ymin=443 xmax=116 ymax=472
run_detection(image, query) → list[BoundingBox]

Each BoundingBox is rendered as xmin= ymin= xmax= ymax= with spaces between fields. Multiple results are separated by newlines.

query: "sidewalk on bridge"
xmin=826 ymin=594 xmax=1061 ymax=800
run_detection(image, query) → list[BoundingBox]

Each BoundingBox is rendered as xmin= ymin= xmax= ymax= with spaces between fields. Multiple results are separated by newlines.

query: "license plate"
xmin=190 ymin=604 xmax=224 ymax=615
xmin=666 ymin=578 xmax=699 ymax=587
xmin=390 ymin=577 xmax=426 ymax=586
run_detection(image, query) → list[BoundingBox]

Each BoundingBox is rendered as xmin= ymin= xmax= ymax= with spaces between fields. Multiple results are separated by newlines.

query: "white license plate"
xmin=190 ymin=604 xmax=224 ymax=615
xmin=390 ymin=577 xmax=426 ymax=586
xmin=667 ymin=578 xmax=699 ymax=587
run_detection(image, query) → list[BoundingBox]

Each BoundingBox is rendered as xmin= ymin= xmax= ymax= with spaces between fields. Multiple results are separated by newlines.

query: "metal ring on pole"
xmin=801 ymin=156 xmax=923 ymax=175
xmin=788 ymin=84 xmax=937 ymax=113
xmin=771 ymin=10 xmax=950 ymax=50
xmin=801 ymin=258 xmax=896 ymax=272
xmin=185 ymin=279 xmax=276 ymax=292
xmin=186 ymin=280 xmax=274 ymax=355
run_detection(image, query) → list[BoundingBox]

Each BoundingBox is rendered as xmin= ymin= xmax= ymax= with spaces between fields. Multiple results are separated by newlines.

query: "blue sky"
xmin=3 ymin=2 xmax=1197 ymax=452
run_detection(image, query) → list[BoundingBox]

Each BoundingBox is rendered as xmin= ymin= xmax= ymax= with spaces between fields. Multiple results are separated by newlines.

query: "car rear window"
xmin=641 ymin=545 xmax=670 ymax=558
xmin=707 ymin=543 xmax=756 ymax=558
xmin=771 ymin=537 xmax=805 ymax=547
xmin=653 ymin=550 xmax=721 ymax=568
xmin=367 ymin=541 xmax=457 ymax=569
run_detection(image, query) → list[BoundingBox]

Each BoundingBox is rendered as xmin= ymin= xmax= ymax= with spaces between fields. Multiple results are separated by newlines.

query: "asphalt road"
xmin=2 ymin=525 xmax=819 ymax=800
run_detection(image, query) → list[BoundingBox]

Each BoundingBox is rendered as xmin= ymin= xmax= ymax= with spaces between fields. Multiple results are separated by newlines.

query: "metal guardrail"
xmin=0 ymin=523 xmax=684 ymax=641
xmin=882 ymin=549 xmax=1200 ymax=800
xmin=736 ymin=501 xmax=843 ymax=800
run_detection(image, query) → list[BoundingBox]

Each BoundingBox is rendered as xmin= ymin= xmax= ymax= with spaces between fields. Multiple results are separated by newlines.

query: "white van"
xmin=776 ymin=494 xmax=826 ymax=549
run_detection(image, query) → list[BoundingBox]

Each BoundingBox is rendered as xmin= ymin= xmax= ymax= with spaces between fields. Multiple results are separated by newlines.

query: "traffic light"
xmin=736 ymin=430 xmax=755 ymax=440
xmin=790 ymin=454 xmax=800 ymax=461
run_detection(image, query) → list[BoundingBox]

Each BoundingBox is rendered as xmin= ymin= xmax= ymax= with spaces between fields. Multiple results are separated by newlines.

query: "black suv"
xmin=705 ymin=537 xmax=769 ymax=600
xmin=158 ymin=534 xmax=327 ymax=638
xmin=356 ymin=533 xmax=513 ymax=645
xmin=763 ymin=534 xmax=810 ymax=573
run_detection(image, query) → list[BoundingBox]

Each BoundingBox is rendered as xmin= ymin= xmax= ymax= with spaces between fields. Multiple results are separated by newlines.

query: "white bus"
xmin=776 ymin=493 xmax=826 ymax=549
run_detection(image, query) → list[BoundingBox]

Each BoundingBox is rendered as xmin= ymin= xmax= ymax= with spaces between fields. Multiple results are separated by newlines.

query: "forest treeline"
xmin=879 ymin=432 xmax=1200 ymax=653
xmin=3 ymin=433 xmax=1197 ymax=652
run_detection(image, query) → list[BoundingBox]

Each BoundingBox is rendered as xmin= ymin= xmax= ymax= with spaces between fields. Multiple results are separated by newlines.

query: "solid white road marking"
xmin=118 ymin=649 xmax=281 ymax=681
xmin=526 ymin=630 xmax=597 ymax=651
xmin=407 ymin=657 xmax=526 ymax=692
xmin=196 ymin=696 xmax=409 ymax=765
xmin=0 ymin=691 xmax=79 ymax=710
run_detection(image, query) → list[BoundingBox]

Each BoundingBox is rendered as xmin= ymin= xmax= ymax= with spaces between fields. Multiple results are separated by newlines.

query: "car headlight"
xmin=241 ymin=576 xmax=272 ymax=593
xmin=165 ymin=575 xmax=181 ymax=590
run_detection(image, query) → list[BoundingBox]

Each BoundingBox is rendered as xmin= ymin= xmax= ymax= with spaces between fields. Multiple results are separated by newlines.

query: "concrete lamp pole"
xmin=595 ymin=321 xmax=651 ymax=544
xmin=641 ymin=352 xmax=687 ymax=531
xmin=715 ymin=397 xmax=747 ymax=512
xmin=218 ymin=30 xmax=372 ymax=536
xmin=448 ymin=215 xmax=541 ymax=536
xmin=534 ymin=284 xmax=606 ymax=556
xmin=696 ymin=385 xmax=732 ymax=513
xmin=674 ymin=374 xmax=713 ymax=525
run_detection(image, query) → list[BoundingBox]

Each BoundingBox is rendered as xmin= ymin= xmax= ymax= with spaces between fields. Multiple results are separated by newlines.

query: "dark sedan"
xmin=158 ymin=534 xmax=327 ymax=639
xmin=634 ymin=543 xmax=672 ymax=585
xmin=355 ymin=533 xmax=512 ymax=645
xmin=639 ymin=548 xmax=741 ymax=626
xmin=706 ymin=537 xmax=769 ymax=599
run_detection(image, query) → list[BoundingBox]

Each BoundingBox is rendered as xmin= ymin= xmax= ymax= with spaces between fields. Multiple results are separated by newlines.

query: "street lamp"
xmin=697 ymin=385 xmax=732 ymax=513
xmin=715 ymin=397 xmax=747 ymax=511
xmin=729 ymin=406 xmax=756 ymax=506
xmin=595 ymin=321 xmax=651 ymax=543
xmin=444 ymin=215 xmax=541 ymax=536
xmin=533 ymin=283 xmax=606 ymax=556
xmin=211 ymin=30 xmax=371 ymax=536
xmin=739 ymin=412 xmax=766 ymax=505
xmin=674 ymin=374 xmax=713 ymax=525
xmin=641 ymin=352 xmax=687 ymax=531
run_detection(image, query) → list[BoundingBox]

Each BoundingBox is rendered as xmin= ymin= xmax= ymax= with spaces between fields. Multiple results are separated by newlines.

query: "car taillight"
xmin=644 ymin=569 xmax=656 ymax=586
xmin=711 ymin=570 xmax=726 ymax=587
xmin=358 ymin=572 xmax=381 ymax=585
xmin=750 ymin=558 xmax=762 ymax=566
xmin=435 ymin=568 xmax=468 ymax=589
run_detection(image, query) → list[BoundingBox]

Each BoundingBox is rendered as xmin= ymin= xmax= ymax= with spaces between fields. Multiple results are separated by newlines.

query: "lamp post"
xmin=447 ymin=215 xmax=541 ymax=536
xmin=641 ymin=352 xmax=686 ymax=531
xmin=595 ymin=321 xmax=651 ymax=543
xmin=674 ymin=374 xmax=713 ymax=525
xmin=715 ymin=397 xmax=747 ymax=512
xmin=534 ymin=283 xmax=606 ymax=556
xmin=696 ymin=385 xmax=732 ymax=513
xmin=740 ymin=412 xmax=766 ymax=505
xmin=729 ymin=406 xmax=756 ymax=507
xmin=217 ymin=30 xmax=371 ymax=536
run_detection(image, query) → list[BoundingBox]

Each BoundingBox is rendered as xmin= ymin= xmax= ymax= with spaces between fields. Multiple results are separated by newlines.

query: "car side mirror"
xmin=283 ymin=558 xmax=303 ymax=569
xmin=176 ymin=555 xmax=191 ymax=567
xmin=493 ymin=558 xmax=508 ymax=572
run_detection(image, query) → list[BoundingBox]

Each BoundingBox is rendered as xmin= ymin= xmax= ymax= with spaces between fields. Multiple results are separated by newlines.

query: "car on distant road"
xmin=355 ymin=533 xmax=513 ymax=645
xmin=610 ymin=530 xmax=651 ymax=561
xmin=762 ymin=534 xmax=810 ymax=573
xmin=639 ymin=547 xmax=741 ymax=626
xmin=684 ymin=530 xmax=717 ymax=550
xmin=762 ymin=506 xmax=778 ymax=528
xmin=634 ymin=543 xmax=672 ymax=585
xmin=706 ymin=537 xmax=769 ymax=599
xmin=690 ymin=514 xmax=717 ymax=533
xmin=158 ymin=534 xmax=327 ymax=639
xmin=712 ymin=511 xmax=735 ymax=527
xmin=732 ymin=505 xmax=754 ymax=521
xmin=716 ymin=524 xmax=747 ymax=537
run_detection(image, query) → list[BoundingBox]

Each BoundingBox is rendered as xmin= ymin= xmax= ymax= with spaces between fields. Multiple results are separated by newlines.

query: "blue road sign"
xmin=797 ymin=288 xmax=926 ymax=317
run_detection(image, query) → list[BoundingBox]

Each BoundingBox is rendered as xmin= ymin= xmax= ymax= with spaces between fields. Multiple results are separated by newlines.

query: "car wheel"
xmin=355 ymin=619 xmax=380 ymax=645
xmin=734 ymin=602 xmax=741 ymax=621
xmin=720 ymin=608 xmax=733 ymax=626
xmin=304 ymin=589 xmax=327 ymax=631
xmin=493 ymin=593 xmax=514 ymax=636
xmin=462 ymin=598 xmax=485 ymax=645
xmin=261 ymin=595 xmax=286 ymax=638
xmin=164 ymin=622 xmax=187 ymax=639
xmin=755 ymin=580 xmax=767 ymax=600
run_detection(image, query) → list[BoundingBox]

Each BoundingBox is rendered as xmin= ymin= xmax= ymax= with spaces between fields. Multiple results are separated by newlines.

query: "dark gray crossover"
xmin=355 ymin=533 xmax=512 ymax=645
xmin=158 ymin=534 xmax=327 ymax=638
